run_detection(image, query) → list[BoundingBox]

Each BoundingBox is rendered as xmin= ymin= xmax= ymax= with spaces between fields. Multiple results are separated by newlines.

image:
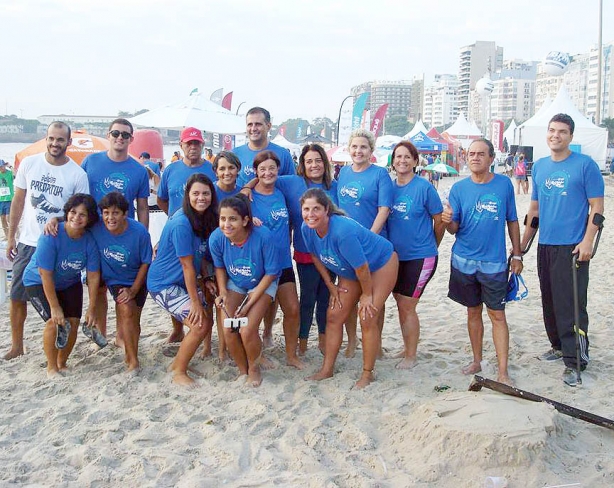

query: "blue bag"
xmin=506 ymin=273 xmax=528 ymax=302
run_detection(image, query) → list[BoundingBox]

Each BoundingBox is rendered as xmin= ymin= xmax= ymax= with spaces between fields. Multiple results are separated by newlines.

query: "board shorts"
xmin=393 ymin=256 xmax=438 ymax=299
xmin=149 ymin=285 xmax=207 ymax=322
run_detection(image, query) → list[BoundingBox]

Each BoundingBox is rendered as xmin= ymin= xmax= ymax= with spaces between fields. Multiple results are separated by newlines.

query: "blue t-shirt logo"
xmin=473 ymin=193 xmax=500 ymax=221
xmin=391 ymin=196 xmax=413 ymax=220
xmin=339 ymin=182 xmax=364 ymax=205
xmin=542 ymin=171 xmax=569 ymax=197
xmin=101 ymin=173 xmax=129 ymax=193
xmin=319 ymin=249 xmax=343 ymax=271
xmin=104 ymin=245 xmax=130 ymax=267
xmin=60 ymin=252 xmax=85 ymax=275
xmin=229 ymin=258 xmax=255 ymax=281
xmin=270 ymin=203 xmax=288 ymax=224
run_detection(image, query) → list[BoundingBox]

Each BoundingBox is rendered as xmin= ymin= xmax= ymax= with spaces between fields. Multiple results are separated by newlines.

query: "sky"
xmin=1 ymin=0 xmax=613 ymax=125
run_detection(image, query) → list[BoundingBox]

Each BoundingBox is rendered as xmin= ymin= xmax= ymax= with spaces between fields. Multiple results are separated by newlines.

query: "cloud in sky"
xmin=1 ymin=0 xmax=611 ymax=123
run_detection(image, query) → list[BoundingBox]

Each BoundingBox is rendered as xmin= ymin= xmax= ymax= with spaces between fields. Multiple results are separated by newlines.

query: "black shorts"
xmin=25 ymin=282 xmax=84 ymax=322
xmin=279 ymin=267 xmax=296 ymax=286
xmin=10 ymin=243 xmax=36 ymax=302
xmin=393 ymin=256 xmax=438 ymax=298
xmin=448 ymin=265 xmax=507 ymax=311
xmin=109 ymin=284 xmax=148 ymax=308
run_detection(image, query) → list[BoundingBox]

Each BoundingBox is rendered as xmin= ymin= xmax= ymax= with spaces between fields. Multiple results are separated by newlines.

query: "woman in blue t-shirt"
xmin=147 ymin=174 xmax=218 ymax=387
xmin=388 ymin=141 xmax=445 ymax=370
xmin=301 ymin=188 xmax=398 ymax=389
xmin=90 ymin=192 xmax=152 ymax=373
xmin=213 ymin=151 xmax=241 ymax=203
xmin=209 ymin=194 xmax=281 ymax=387
xmin=23 ymin=194 xmax=101 ymax=378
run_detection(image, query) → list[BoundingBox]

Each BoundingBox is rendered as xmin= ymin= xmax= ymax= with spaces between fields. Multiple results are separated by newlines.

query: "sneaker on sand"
xmin=538 ymin=348 xmax=563 ymax=361
xmin=562 ymin=367 xmax=578 ymax=387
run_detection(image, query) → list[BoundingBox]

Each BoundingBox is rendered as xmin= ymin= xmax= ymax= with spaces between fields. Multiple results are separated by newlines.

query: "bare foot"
xmin=287 ymin=356 xmax=305 ymax=370
xmin=354 ymin=369 xmax=375 ymax=389
xmin=46 ymin=369 xmax=64 ymax=380
xmin=165 ymin=331 xmax=185 ymax=344
xmin=4 ymin=348 xmax=24 ymax=360
xmin=306 ymin=369 xmax=333 ymax=381
xmin=344 ymin=340 xmax=358 ymax=358
xmin=262 ymin=333 xmax=274 ymax=350
xmin=172 ymin=372 xmax=198 ymax=387
xmin=391 ymin=349 xmax=406 ymax=359
xmin=247 ymin=365 xmax=262 ymax=387
xmin=259 ymin=356 xmax=277 ymax=370
xmin=126 ymin=361 xmax=140 ymax=373
xmin=461 ymin=361 xmax=481 ymax=375
xmin=497 ymin=374 xmax=515 ymax=386
xmin=199 ymin=345 xmax=212 ymax=359
xmin=395 ymin=357 xmax=417 ymax=370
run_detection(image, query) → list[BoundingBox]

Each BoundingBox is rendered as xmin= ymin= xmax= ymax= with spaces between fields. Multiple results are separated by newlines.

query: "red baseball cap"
xmin=180 ymin=127 xmax=204 ymax=143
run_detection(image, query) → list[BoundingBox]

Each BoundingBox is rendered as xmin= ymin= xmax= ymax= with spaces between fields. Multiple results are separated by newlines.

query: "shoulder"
xmin=267 ymin=143 xmax=291 ymax=158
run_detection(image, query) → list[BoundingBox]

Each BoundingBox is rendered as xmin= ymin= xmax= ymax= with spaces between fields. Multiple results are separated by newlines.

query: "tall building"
xmin=423 ymin=74 xmax=459 ymax=128
xmin=458 ymin=41 xmax=504 ymax=118
xmin=489 ymin=77 xmax=535 ymax=123
xmin=350 ymin=80 xmax=413 ymax=119
xmin=587 ymin=42 xmax=614 ymax=121
xmin=409 ymin=75 xmax=424 ymax=123
xmin=535 ymin=52 xmax=589 ymax=115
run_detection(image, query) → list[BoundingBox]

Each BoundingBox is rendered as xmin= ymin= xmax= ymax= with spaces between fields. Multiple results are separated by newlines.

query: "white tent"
xmin=271 ymin=134 xmax=301 ymax=153
xmin=403 ymin=120 xmax=429 ymax=139
xmin=376 ymin=135 xmax=402 ymax=149
xmin=503 ymin=120 xmax=518 ymax=146
xmin=444 ymin=112 xmax=482 ymax=137
xmin=518 ymin=85 xmax=608 ymax=168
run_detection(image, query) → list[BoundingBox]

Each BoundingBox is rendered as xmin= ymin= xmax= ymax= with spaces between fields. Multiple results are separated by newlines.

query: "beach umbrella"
xmin=424 ymin=163 xmax=459 ymax=175
xmin=129 ymin=91 xmax=246 ymax=134
xmin=326 ymin=145 xmax=353 ymax=163
xmin=14 ymin=130 xmax=109 ymax=169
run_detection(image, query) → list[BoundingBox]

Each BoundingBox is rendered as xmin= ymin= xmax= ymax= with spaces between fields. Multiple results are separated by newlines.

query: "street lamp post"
xmin=336 ymin=95 xmax=353 ymax=146
xmin=235 ymin=102 xmax=246 ymax=116
xmin=596 ymin=0 xmax=603 ymax=125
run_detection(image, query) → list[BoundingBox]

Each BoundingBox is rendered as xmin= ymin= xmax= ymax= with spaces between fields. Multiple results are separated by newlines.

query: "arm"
xmin=354 ymin=262 xmax=377 ymax=320
xmin=145 ymin=166 xmax=161 ymax=186
xmin=6 ymin=187 xmax=25 ymax=260
xmin=574 ymin=196 xmax=605 ymax=261
xmin=116 ymin=263 xmax=149 ymax=304
xmin=180 ymin=255 xmax=205 ymax=327
xmin=156 ymin=197 xmax=169 ymax=215
xmin=136 ymin=198 xmax=149 ymax=229
xmin=520 ymin=200 xmax=539 ymax=250
xmin=40 ymin=268 xmax=64 ymax=326
xmin=370 ymin=207 xmax=390 ymax=235
xmin=311 ymin=253 xmax=347 ymax=309
xmin=84 ymin=270 xmax=101 ymax=326
xmin=507 ymin=220 xmax=524 ymax=275
xmin=432 ymin=213 xmax=446 ymax=247
xmin=441 ymin=203 xmax=459 ymax=234
xmin=213 ymin=266 xmax=229 ymax=309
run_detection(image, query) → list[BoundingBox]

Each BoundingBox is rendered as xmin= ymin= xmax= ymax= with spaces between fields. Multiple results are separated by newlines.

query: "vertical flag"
xmin=189 ymin=88 xmax=198 ymax=96
xmin=210 ymin=88 xmax=223 ymax=105
xmin=352 ymin=93 xmax=369 ymax=130
xmin=279 ymin=125 xmax=287 ymax=137
xmin=221 ymin=92 xmax=233 ymax=111
xmin=370 ymin=104 xmax=389 ymax=138
xmin=223 ymin=134 xmax=233 ymax=150
xmin=296 ymin=121 xmax=307 ymax=140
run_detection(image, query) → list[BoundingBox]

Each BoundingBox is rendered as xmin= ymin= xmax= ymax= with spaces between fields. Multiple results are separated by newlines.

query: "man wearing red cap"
xmin=157 ymin=127 xmax=216 ymax=217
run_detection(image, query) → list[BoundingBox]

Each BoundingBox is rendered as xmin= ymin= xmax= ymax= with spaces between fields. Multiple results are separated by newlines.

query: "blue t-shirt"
xmin=23 ymin=223 xmax=100 ymax=290
xmin=336 ymin=164 xmax=393 ymax=235
xmin=81 ymin=152 xmax=149 ymax=219
xmin=276 ymin=175 xmax=338 ymax=254
xmin=301 ymin=215 xmax=393 ymax=280
xmin=388 ymin=176 xmax=443 ymax=260
xmin=234 ymin=142 xmax=296 ymax=187
xmin=145 ymin=161 xmax=161 ymax=176
xmin=90 ymin=219 xmax=153 ymax=286
xmin=250 ymin=188 xmax=292 ymax=269
xmin=146 ymin=209 xmax=209 ymax=292
xmin=157 ymin=160 xmax=217 ymax=216
xmin=531 ymin=152 xmax=604 ymax=245
xmin=214 ymin=183 xmax=240 ymax=203
xmin=209 ymin=226 xmax=281 ymax=289
xmin=449 ymin=174 xmax=518 ymax=264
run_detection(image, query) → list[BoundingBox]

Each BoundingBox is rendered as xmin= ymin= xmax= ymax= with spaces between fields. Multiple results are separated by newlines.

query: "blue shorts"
xmin=227 ymin=278 xmax=278 ymax=300
xmin=447 ymin=254 xmax=507 ymax=311
xmin=0 ymin=201 xmax=10 ymax=215
xmin=149 ymin=285 xmax=207 ymax=322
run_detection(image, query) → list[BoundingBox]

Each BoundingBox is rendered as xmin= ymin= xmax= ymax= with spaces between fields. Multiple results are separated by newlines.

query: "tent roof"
xmin=410 ymin=131 xmax=448 ymax=151
xmin=520 ymin=85 xmax=598 ymax=129
xmin=444 ymin=112 xmax=482 ymax=137
xmin=404 ymin=120 xmax=429 ymax=139
xmin=271 ymin=134 xmax=301 ymax=151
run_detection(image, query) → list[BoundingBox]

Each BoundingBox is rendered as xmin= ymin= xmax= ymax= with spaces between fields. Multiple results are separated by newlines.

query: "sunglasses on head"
xmin=109 ymin=130 xmax=132 ymax=140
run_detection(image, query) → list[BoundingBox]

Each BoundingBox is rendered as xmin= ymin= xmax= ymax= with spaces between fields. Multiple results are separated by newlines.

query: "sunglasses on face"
xmin=108 ymin=130 xmax=132 ymax=140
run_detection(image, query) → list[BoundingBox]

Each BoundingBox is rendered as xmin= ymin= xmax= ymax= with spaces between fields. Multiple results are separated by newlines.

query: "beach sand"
xmin=0 ymin=175 xmax=613 ymax=487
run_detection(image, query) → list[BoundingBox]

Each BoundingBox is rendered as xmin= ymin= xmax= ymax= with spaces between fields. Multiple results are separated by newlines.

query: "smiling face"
xmin=102 ymin=205 xmax=127 ymax=234
xmin=219 ymin=206 xmax=249 ymax=242
xmin=188 ymin=181 xmax=212 ymax=213
xmin=349 ymin=136 xmax=372 ymax=166
xmin=301 ymin=197 xmax=329 ymax=235
xmin=255 ymin=158 xmax=279 ymax=186
xmin=46 ymin=125 xmax=71 ymax=161
xmin=215 ymin=157 xmax=238 ymax=188
xmin=107 ymin=123 xmax=133 ymax=155
xmin=392 ymin=145 xmax=417 ymax=176
xmin=246 ymin=112 xmax=271 ymax=147
xmin=66 ymin=203 xmax=89 ymax=232
xmin=547 ymin=121 xmax=573 ymax=155
xmin=303 ymin=150 xmax=325 ymax=182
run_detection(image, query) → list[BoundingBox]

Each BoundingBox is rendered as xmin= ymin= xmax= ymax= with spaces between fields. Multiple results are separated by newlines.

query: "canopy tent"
xmin=375 ymin=134 xmax=402 ymax=150
xmin=518 ymin=85 xmax=608 ymax=167
xmin=129 ymin=92 xmax=246 ymax=134
xmin=403 ymin=119 xmax=429 ymax=139
xmin=426 ymin=127 xmax=449 ymax=145
xmin=502 ymin=120 xmax=518 ymax=147
xmin=271 ymin=134 xmax=301 ymax=153
xmin=410 ymin=131 xmax=448 ymax=152
xmin=444 ymin=112 xmax=482 ymax=137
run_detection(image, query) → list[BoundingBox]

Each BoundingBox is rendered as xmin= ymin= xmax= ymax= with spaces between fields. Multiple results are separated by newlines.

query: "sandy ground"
xmin=0 ymin=175 xmax=613 ymax=487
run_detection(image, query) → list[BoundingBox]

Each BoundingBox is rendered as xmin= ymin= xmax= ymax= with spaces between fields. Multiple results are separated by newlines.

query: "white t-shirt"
xmin=14 ymin=153 xmax=90 ymax=246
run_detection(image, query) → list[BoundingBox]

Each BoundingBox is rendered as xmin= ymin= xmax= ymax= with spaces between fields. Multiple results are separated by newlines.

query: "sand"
xmin=0 ymin=175 xmax=613 ymax=487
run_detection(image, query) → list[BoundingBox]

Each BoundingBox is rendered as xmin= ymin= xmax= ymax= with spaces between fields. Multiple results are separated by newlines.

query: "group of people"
xmin=2 ymin=108 xmax=604 ymax=391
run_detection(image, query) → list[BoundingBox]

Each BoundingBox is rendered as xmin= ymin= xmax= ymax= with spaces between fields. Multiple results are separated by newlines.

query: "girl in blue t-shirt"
xmin=23 ymin=194 xmax=101 ymax=378
xmin=210 ymin=194 xmax=281 ymax=387
xmin=213 ymin=151 xmax=241 ymax=203
xmin=388 ymin=141 xmax=445 ymax=370
xmin=300 ymin=188 xmax=398 ymax=389
xmin=147 ymin=174 xmax=218 ymax=387
xmin=90 ymin=192 xmax=152 ymax=373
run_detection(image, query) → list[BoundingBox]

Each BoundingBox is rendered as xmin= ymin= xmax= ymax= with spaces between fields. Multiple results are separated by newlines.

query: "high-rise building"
xmin=350 ymin=80 xmax=413 ymax=119
xmin=423 ymin=74 xmax=459 ymax=128
xmin=489 ymin=77 xmax=535 ymax=123
xmin=587 ymin=42 xmax=614 ymax=121
xmin=535 ymin=52 xmax=589 ymax=115
xmin=409 ymin=75 xmax=424 ymax=123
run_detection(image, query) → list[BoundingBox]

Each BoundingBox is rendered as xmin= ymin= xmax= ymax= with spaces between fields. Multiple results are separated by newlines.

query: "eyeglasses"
xmin=108 ymin=130 xmax=132 ymax=140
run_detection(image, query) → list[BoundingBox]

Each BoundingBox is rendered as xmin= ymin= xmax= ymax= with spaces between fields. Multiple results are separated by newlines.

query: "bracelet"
xmin=511 ymin=255 xmax=523 ymax=261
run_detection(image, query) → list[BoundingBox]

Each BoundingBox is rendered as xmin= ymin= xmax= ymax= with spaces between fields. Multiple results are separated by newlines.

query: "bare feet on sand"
xmin=172 ymin=372 xmax=198 ymax=388
xmin=4 ymin=348 xmax=24 ymax=360
xmin=259 ymin=356 xmax=277 ymax=370
xmin=199 ymin=344 xmax=212 ymax=359
xmin=461 ymin=361 xmax=482 ymax=375
xmin=354 ymin=369 xmax=375 ymax=389
xmin=497 ymin=374 xmax=514 ymax=386
xmin=344 ymin=340 xmax=358 ymax=358
xmin=287 ymin=356 xmax=305 ymax=370
xmin=262 ymin=333 xmax=274 ymax=350
xmin=46 ymin=369 xmax=65 ymax=380
xmin=165 ymin=331 xmax=185 ymax=344
xmin=395 ymin=357 xmax=417 ymax=370
xmin=247 ymin=366 xmax=262 ymax=387
xmin=306 ymin=369 xmax=333 ymax=381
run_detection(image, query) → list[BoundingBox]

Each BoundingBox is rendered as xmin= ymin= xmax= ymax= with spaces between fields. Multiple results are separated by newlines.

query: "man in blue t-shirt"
xmin=521 ymin=113 xmax=605 ymax=387
xmin=442 ymin=138 xmax=523 ymax=386
xmin=234 ymin=107 xmax=295 ymax=187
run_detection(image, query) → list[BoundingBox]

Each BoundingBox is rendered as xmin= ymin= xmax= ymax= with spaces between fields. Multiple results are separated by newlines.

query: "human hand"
xmin=358 ymin=294 xmax=377 ymax=320
xmin=44 ymin=218 xmax=60 ymax=236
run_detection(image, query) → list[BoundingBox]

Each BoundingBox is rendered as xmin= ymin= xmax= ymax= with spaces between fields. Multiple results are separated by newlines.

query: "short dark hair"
xmin=246 ymin=107 xmax=271 ymax=124
xmin=300 ymin=188 xmax=345 ymax=217
xmin=140 ymin=152 xmax=150 ymax=159
xmin=213 ymin=151 xmax=242 ymax=172
xmin=63 ymin=193 xmax=99 ymax=229
xmin=47 ymin=121 xmax=71 ymax=140
xmin=108 ymin=118 xmax=134 ymax=134
xmin=298 ymin=144 xmax=333 ymax=190
xmin=182 ymin=173 xmax=218 ymax=239
xmin=391 ymin=141 xmax=420 ymax=173
xmin=549 ymin=113 xmax=575 ymax=135
xmin=219 ymin=194 xmax=253 ymax=232
xmin=469 ymin=138 xmax=495 ymax=158
xmin=253 ymin=150 xmax=280 ymax=171
xmin=98 ymin=191 xmax=129 ymax=214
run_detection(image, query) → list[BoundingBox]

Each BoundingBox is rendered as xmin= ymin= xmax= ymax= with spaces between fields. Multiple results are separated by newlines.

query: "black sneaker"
xmin=562 ymin=367 xmax=578 ymax=387
xmin=538 ymin=348 xmax=563 ymax=361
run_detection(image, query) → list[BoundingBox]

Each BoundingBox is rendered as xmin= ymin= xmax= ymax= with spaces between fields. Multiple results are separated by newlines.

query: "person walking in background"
xmin=0 ymin=159 xmax=14 ymax=239
xmin=139 ymin=151 xmax=161 ymax=211
xmin=514 ymin=154 xmax=528 ymax=195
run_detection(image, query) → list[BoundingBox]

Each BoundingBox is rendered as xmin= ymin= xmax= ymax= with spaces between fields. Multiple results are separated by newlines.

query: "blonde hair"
xmin=348 ymin=128 xmax=375 ymax=152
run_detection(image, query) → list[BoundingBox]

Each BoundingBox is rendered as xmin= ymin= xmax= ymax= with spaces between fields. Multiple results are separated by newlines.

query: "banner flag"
xmin=210 ymin=88 xmax=223 ymax=105
xmin=370 ymin=104 xmax=389 ymax=138
xmin=352 ymin=93 xmax=369 ymax=130
xmin=221 ymin=92 xmax=233 ymax=110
